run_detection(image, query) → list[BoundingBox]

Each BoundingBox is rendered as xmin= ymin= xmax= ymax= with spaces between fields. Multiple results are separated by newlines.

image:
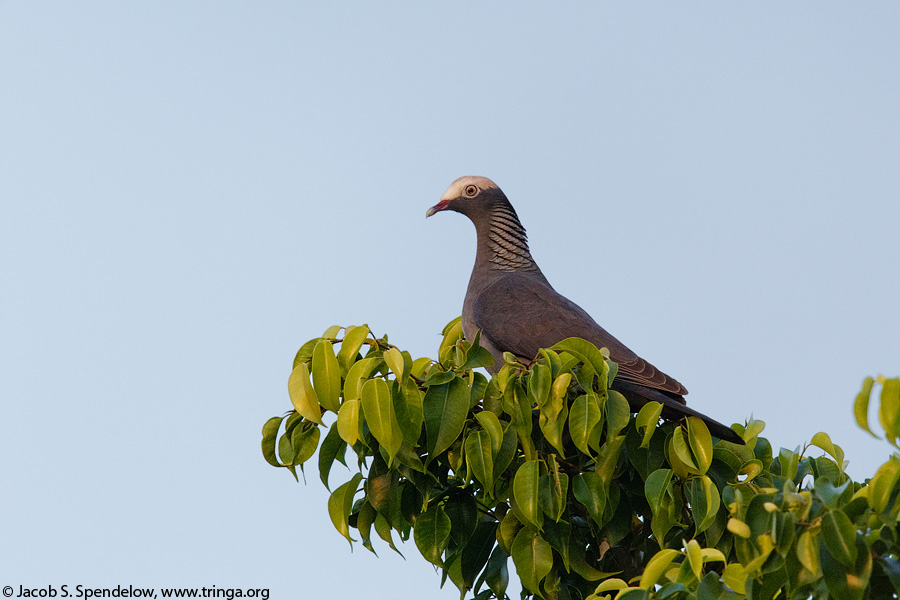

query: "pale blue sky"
xmin=2 ymin=3 xmax=898 ymax=599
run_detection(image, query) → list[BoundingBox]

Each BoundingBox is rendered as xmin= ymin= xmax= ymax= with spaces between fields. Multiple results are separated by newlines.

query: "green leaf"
xmin=444 ymin=492 xmax=478 ymax=547
xmin=510 ymin=529 xmax=553 ymax=594
xmin=423 ymin=377 xmax=470 ymax=460
xmin=528 ymin=363 xmax=552 ymax=407
xmin=336 ymin=398 xmax=361 ymax=447
xmin=292 ymin=337 xmax=320 ymax=369
xmin=361 ymin=378 xmax=402 ymax=463
xmin=414 ymin=504 xmax=451 ymax=566
xmin=342 ymin=357 xmax=380 ymax=402
xmin=514 ymin=460 xmax=543 ymax=530
xmin=461 ymin=329 xmax=495 ymax=370
xmin=460 ymin=521 xmax=498 ymax=589
xmin=465 ymin=430 xmax=496 ymax=496
xmin=261 ymin=416 xmax=284 ymax=467
xmin=311 ymin=340 xmax=342 ymax=413
xmin=867 ymin=455 xmax=900 ymax=513
xmin=493 ymin=426 xmax=518 ymax=482
xmin=796 ymin=530 xmax=819 ymax=574
xmin=594 ymin=434 xmax=626 ymax=483
xmin=288 ymin=362 xmax=322 ymax=424
xmin=469 ymin=371 xmax=489 ymax=408
xmin=853 ymin=376 xmax=878 ymax=438
xmin=383 ymin=346 xmax=405 ymax=381
xmin=686 ymin=417 xmax=713 ymax=475
xmin=606 ymin=390 xmax=631 ymax=439
xmin=290 ymin=422 xmax=320 ymax=466
xmin=337 ymin=325 xmax=369 ymax=373
xmin=394 ymin=379 xmax=424 ymax=446
xmin=635 ymin=401 xmax=663 ymax=448
xmin=539 ymin=467 xmax=569 ymax=523
xmin=777 ymin=447 xmax=800 ymax=483
xmin=328 ymin=473 xmax=363 ymax=547
xmin=689 ymin=475 xmax=720 ymax=535
xmin=439 ymin=318 xmax=464 ymax=367
xmin=277 ymin=430 xmax=294 ymax=466
xmin=684 ymin=539 xmax=703 ymax=582
xmin=670 ymin=426 xmax=698 ymax=477
xmin=573 ymin=471 xmax=607 ymax=527
xmin=483 ymin=547 xmax=509 ymax=600
xmin=569 ymin=394 xmax=601 ymax=456
xmin=639 ymin=549 xmax=682 ymax=589
xmin=356 ymin=501 xmax=377 ymax=554
xmin=550 ymin=338 xmax=610 ymax=392
xmin=645 ymin=469 xmax=676 ymax=546
xmin=538 ymin=382 xmax=568 ymax=458
xmin=374 ymin=512 xmax=403 ymax=556
xmin=475 ymin=410 xmax=504 ymax=453
xmin=322 ymin=325 xmax=342 ymax=339
xmin=810 ymin=431 xmax=845 ymax=470
xmin=497 ymin=511 xmax=522 ymax=555
xmin=821 ymin=509 xmax=858 ymax=568
xmin=880 ymin=377 xmax=900 ymax=447
xmin=317 ymin=425 xmax=347 ymax=490
xmin=550 ymin=372 xmax=572 ymax=406
xmin=820 ymin=532 xmax=871 ymax=600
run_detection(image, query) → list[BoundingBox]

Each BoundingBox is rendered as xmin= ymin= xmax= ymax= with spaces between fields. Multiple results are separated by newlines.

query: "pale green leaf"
xmin=635 ymin=401 xmax=663 ymax=448
xmin=686 ymin=417 xmax=713 ymax=475
xmin=361 ymin=378 xmax=402 ymax=463
xmin=465 ymin=430 xmax=495 ymax=496
xmin=606 ymin=390 xmax=630 ymax=439
xmin=880 ymin=377 xmax=900 ymax=447
xmin=475 ymin=410 xmax=504 ymax=453
xmin=383 ymin=346 xmax=405 ymax=380
xmin=318 ymin=425 xmax=347 ymax=490
xmin=569 ymin=394 xmax=601 ymax=456
xmin=639 ymin=549 xmax=681 ymax=589
xmin=539 ymin=468 xmax=568 ymax=523
xmin=573 ymin=471 xmax=607 ymax=527
xmin=797 ymin=530 xmax=820 ymax=574
xmin=690 ymin=475 xmax=720 ymax=535
xmin=684 ymin=539 xmax=703 ymax=581
xmin=821 ymin=509 xmax=858 ymax=568
xmin=853 ymin=376 xmax=878 ymax=438
xmin=867 ymin=455 xmax=900 ymax=513
xmin=290 ymin=422 xmax=320 ymax=466
xmin=312 ymin=340 xmax=342 ymax=413
xmin=514 ymin=460 xmax=543 ymax=530
xmin=261 ymin=416 xmax=285 ymax=467
xmin=336 ymin=398 xmax=360 ymax=447
xmin=288 ymin=362 xmax=322 ymax=424
xmin=328 ymin=473 xmax=363 ymax=547
xmin=510 ymin=529 xmax=553 ymax=594
xmin=810 ymin=431 xmax=845 ymax=470
xmin=337 ymin=325 xmax=370 ymax=373
xmin=343 ymin=357 xmax=380 ymax=402
xmin=423 ymin=377 xmax=469 ymax=460
xmin=550 ymin=338 xmax=610 ymax=392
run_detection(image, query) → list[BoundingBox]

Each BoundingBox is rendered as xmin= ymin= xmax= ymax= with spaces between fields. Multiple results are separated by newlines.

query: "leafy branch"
xmin=262 ymin=318 xmax=900 ymax=600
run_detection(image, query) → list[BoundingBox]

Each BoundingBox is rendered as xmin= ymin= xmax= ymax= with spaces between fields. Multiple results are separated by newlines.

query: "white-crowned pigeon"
xmin=427 ymin=175 xmax=743 ymax=444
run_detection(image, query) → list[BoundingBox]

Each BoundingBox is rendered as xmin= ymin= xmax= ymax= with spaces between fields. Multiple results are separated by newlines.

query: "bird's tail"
xmin=613 ymin=381 xmax=744 ymax=444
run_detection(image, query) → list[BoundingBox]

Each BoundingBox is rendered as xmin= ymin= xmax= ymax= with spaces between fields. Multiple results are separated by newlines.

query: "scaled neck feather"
xmin=485 ymin=203 xmax=537 ymax=272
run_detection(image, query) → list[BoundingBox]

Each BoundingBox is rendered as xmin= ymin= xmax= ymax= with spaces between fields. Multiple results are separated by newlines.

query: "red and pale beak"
xmin=425 ymin=199 xmax=452 ymax=218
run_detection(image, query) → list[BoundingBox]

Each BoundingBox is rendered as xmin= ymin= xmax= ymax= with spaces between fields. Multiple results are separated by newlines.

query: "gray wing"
xmin=471 ymin=272 xmax=689 ymax=397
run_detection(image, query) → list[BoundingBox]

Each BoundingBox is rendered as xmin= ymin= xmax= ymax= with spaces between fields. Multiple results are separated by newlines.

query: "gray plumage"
xmin=426 ymin=175 xmax=743 ymax=444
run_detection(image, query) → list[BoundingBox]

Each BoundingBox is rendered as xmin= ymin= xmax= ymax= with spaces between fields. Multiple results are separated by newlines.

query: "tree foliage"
xmin=262 ymin=318 xmax=900 ymax=600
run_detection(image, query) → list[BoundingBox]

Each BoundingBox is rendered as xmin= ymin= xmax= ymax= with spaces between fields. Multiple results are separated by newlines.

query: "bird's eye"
xmin=464 ymin=185 xmax=478 ymax=197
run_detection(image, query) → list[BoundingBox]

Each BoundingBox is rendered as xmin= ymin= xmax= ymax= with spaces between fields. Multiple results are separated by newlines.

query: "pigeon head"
xmin=427 ymin=176 xmax=537 ymax=272
xmin=425 ymin=176 xmax=506 ymax=220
